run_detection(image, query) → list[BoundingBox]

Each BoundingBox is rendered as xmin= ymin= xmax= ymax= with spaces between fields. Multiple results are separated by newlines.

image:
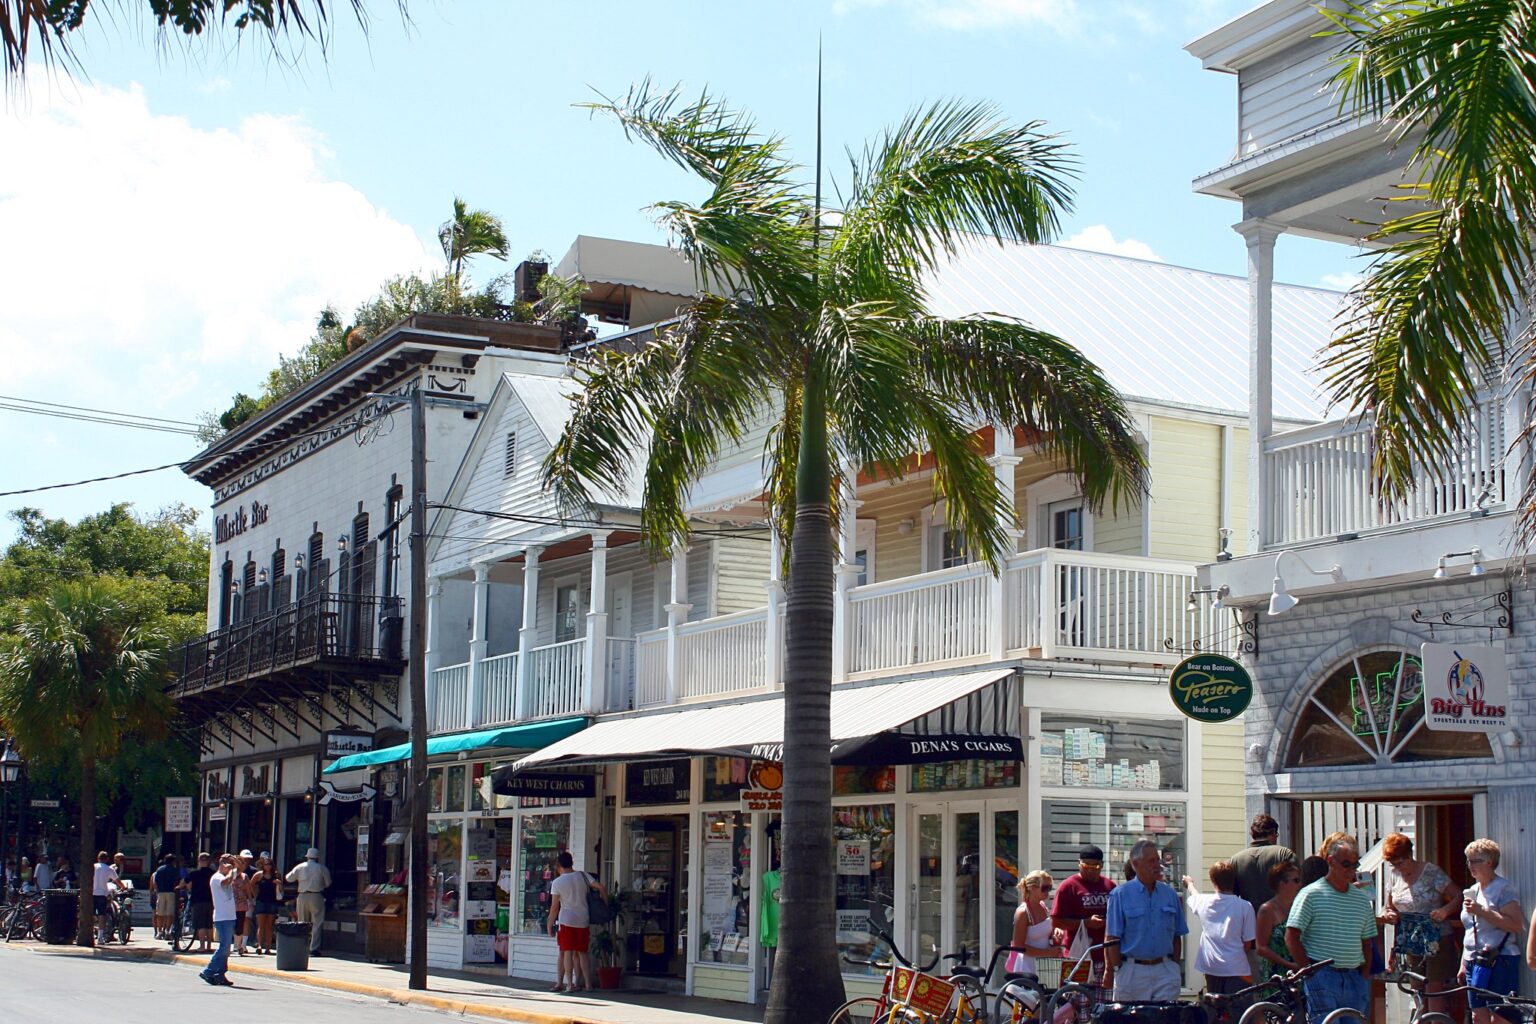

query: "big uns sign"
xmin=1421 ymin=643 xmax=1509 ymax=733
xmin=1168 ymin=654 xmax=1254 ymax=723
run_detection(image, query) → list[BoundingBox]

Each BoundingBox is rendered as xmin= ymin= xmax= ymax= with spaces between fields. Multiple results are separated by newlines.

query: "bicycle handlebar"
xmin=874 ymin=929 xmax=942 ymax=974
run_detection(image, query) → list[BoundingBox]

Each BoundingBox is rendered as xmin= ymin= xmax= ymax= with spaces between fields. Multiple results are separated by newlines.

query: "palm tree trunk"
xmin=765 ymin=368 xmax=846 ymax=1024
xmin=77 ymin=750 xmax=95 ymax=946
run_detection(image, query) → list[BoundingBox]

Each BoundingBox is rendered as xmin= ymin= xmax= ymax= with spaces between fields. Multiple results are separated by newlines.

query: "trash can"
xmin=44 ymin=889 xmax=77 ymax=945
xmin=274 ymin=921 xmax=312 ymax=971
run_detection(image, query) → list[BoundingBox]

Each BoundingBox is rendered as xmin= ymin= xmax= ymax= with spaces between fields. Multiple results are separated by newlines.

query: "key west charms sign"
xmin=1421 ymin=643 xmax=1509 ymax=733
xmin=1168 ymin=653 xmax=1253 ymax=723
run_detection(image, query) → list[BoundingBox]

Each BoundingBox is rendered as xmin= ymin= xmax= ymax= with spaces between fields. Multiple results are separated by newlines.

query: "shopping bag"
xmin=1064 ymin=920 xmax=1093 ymax=983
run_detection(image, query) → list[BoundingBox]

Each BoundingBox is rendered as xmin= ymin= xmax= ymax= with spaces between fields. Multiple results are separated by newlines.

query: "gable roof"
xmin=925 ymin=240 xmax=1344 ymax=422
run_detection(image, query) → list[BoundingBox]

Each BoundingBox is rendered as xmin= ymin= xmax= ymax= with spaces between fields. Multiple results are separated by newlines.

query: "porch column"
xmin=763 ymin=527 xmax=784 ymax=689
xmin=664 ymin=545 xmax=692 ymax=704
xmin=515 ymin=546 xmax=543 ymax=721
xmin=832 ymin=460 xmax=860 ymax=684
xmin=583 ymin=531 xmax=611 ymax=714
xmin=1236 ymin=218 xmax=1284 ymax=554
xmin=423 ymin=577 xmax=443 ymax=729
xmin=466 ymin=562 xmax=490 ymax=727
xmin=989 ymin=424 xmax=1023 ymax=660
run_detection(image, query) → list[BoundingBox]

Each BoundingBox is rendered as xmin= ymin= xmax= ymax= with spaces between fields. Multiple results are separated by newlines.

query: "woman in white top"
xmin=1182 ymin=860 xmax=1256 ymax=995
xmin=1461 ymin=838 xmax=1523 ymax=1024
xmin=1009 ymin=870 xmax=1067 ymax=975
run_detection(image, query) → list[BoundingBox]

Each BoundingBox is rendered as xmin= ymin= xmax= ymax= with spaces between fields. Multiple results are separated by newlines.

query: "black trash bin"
xmin=44 ymin=889 xmax=77 ymax=945
xmin=274 ymin=921 xmax=312 ymax=971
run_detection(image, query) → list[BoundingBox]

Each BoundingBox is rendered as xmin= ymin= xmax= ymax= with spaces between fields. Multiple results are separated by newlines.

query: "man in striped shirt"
xmin=1285 ymin=836 xmax=1376 ymax=1024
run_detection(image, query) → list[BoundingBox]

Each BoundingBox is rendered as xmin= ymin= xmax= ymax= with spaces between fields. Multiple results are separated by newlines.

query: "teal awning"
xmin=323 ymin=717 xmax=587 ymax=774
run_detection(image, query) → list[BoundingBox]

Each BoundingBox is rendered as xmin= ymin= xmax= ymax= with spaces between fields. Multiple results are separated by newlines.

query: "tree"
xmin=542 ymin=83 xmax=1147 ymax=1024
xmin=438 ymin=196 xmax=510 ymax=304
xmin=0 ymin=579 xmax=173 ymax=945
xmin=2 ymin=1 xmax=398 ymax=85
xmin=1322 ymin=1 xmax=1536 ymax=534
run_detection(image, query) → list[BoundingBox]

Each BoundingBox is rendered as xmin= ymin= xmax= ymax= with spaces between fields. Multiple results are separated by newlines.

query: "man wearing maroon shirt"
xmin=1051 ymin=844 xmax=1118 ymax=979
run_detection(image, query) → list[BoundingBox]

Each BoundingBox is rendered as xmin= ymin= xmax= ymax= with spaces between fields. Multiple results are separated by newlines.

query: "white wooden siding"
xmin=712 ymin=534 xmax=771 ymax=614
xmin=1237 ymin=34 xmax=1347 ymax=155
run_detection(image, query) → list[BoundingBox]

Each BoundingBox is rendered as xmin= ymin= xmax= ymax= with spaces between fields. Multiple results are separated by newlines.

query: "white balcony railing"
xmin=607 ymin=636 xmax=637 ymax=711
xmin=635 ymin=631 xmax=668 ymax=709
xmin=429 ymin=662 xmax=469 ymax=732
xmin=1264 ymin=392 xmax=1512 ymax=547
xmin=477 ymin=651 xmax=520 ymax=727
xmin=847 ymin=562 xmax=992 ymax=675
xmin=526 ymin=637 xmax=587 ymax=719
xmin=677 ymin=607 xmax=769 ymax=701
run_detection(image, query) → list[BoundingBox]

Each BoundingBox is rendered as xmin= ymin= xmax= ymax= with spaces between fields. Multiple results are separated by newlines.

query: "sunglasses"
xmin=1335 ymin=859 xmax=1360 ymax=869
xmin=1079 ymin=861 xmax=1103 ymax=869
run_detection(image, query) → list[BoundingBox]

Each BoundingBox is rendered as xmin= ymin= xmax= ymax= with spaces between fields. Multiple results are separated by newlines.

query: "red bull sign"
xmin=1421 ymin=642 xmax=1509 ymax=733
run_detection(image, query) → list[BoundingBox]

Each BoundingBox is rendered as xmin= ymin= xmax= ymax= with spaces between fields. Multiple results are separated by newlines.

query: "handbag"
xmin=584 ymin=873 xmax=613 ymax=926
xmin=1466 ymin=899 xmax=1505 ymax=992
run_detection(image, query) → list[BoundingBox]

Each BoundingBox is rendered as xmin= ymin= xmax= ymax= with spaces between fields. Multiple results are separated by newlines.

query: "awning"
xmin=510 ymin=669 xmax=1019 ymax=772
xmin=322 ymin=717 xmax=587 ymax=774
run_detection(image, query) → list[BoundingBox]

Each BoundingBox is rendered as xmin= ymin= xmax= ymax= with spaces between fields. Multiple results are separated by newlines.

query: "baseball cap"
xmin=239 ymin=849 xmax=254 ymax=859
xmin=1078 ymin=844 xmax=1105 ymax=862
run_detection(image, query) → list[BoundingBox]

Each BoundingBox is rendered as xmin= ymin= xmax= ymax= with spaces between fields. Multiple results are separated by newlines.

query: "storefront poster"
xmin=837 ymin=840 xmax=870 ymax=875
xmin=356 ymin=825 xmax=370 ymax=871
xmin=164 ymin=797 xmax=194 ymax=833
xmin=465 ymin=932 xmax=496 ymax=963
xmin=740 ymin=761 xmax=783 ymax=812
xmin=700 ymin=841 xmax=735 ymax=940
xmin=1422 ymin=642 xmax=1509 ymax=732
xmin=836 ymin=910 xmax=870 ymax=943
xmin=1168 ymin=654 xmax=1253 ymax=722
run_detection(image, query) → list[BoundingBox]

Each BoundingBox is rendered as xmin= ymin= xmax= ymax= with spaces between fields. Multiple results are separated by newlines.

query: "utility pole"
xmin=407 ymin=385 xmax=429 ymax=990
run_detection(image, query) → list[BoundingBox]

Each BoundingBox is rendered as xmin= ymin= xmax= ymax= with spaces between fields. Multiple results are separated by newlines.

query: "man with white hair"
xmin=1285 ymin=835 xmax=1376 ymax=1024
xmin=284 ymin=847 xmax=332 ymax=955
xmin=1104 ymin=839 xmax=1187 ymax=1001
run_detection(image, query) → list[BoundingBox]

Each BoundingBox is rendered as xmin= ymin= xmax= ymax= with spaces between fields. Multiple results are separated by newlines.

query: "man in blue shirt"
xmin=1104 ymin=839 xmax=1187 ymax=1001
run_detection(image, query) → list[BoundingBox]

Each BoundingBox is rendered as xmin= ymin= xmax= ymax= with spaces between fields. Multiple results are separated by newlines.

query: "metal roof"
xmin=924 ymin=240 xmax=1344 ymax=422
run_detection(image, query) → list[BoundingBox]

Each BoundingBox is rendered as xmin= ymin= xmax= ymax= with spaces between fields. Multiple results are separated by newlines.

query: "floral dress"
xmin=1257 ymin=919 xmax=1289 ymax=981
xmin=1390 ymin=861 xmax=1452 ymax=960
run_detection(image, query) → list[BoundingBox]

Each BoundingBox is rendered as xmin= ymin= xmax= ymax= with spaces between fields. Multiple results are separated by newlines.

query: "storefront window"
xmin=469 ymin=762 xmax=489 ymax=812
xmin=697 ymin=811 xmax=751 ymax=964
xmin=702 ymin=757 xmax=750 ymax=803
xmin=834 ymin=803 xmax=896 ymax=975
xmin=516 ymin=812 xmax=571 ymax=934
xmin=625 ymin=758 xmax=691 ymax=806
xmin=428 ymin=767 xmax=447 ymax=813
xmin=1286 ymin=650 xmax=1493 ymax=768
xmin=834 ymin=765 xmax=896 ymax=796
xmin=446 ymin=764 xmax=467 ymax=812
xmin=427 ymin=820 xmax=462 ymax=930
xmin=910 ymin=760 xmax=1019 ymax=792
xmin=1042 ymin=798 xmax=1186 ymax=884
xmin=1039 ymin=714 xmax=1184 ymax=790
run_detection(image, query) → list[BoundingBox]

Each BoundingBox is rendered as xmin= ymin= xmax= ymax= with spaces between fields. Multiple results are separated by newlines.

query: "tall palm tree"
xmin=0 ymin=580 xmax=171 ymax=945
xmin=542 ymin=83 xmax=1147 ymax=1024
xmin=1322 ymin=1 xmax=1536 ymax=532
xmin=438 ymin=196 xmax=510 ymax=305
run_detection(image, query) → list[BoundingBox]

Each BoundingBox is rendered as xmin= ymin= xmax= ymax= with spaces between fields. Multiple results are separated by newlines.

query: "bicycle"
xmin=992 ymin=943 xmax=1109 ymax=1024
xmin=1 ymin=891 xmax=44 ymax=942
xmin=831 ymin=929 xmax=943 ymax=1024
xmin=1397 ymin=971 xmax=1536 ymax=1024
xmin=165 ymin=890 xmax=195 ymax=952
xmin=1210 ymin=959 xmax=1369 ymax=1024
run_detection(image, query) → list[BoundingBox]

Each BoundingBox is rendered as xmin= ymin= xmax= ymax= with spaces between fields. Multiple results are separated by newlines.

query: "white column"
xmin=832 ymin=460 xmax=860 ymax=684
xmin=763 ymin=527 xmax=784 ymax=689
xmin=467 ymin=562 xmax=490 ymax=727
xmin=1237 ymin=218 xmax=1284 ymax=553
xmin=515 ymin=546 xmax=542 ymax=721
xmin=423 ymin=577 xmax=443 ymax=731
xmin=664 ymin=546 xmax=692 ymax=704
xmin=988 ymin=425 xmax=1023 ymax=660
xmin=583 ymin=531 xmax=611 ymax=714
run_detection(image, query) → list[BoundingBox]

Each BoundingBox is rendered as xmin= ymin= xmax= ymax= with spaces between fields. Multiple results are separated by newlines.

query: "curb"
xmin=21 ymin=943 xmax=613 ymax=1024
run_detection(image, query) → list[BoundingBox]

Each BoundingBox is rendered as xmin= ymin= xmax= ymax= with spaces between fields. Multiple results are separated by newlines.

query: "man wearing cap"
xmin=285 ymin=847 xmax=332 ymax=955
xmin=1052 ymin=844 xmax=1118 ymax=981
xmin=1104 ymin=839 xmax=1187 ymax=1001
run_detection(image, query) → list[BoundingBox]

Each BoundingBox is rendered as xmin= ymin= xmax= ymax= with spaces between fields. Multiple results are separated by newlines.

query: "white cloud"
xmin=0 ymin=82 xmax=435 ymax=409
xmin=1061 ymin=225 xmax=1162 ymax=262
xmin=834 ymin=0 xmax=1078 ymax=31
xmin=1319 ymin=271 xmax=1364 ymax=292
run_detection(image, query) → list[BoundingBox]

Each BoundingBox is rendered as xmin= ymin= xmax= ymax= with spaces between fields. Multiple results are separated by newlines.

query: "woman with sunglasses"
xmin=1460 ymin=838 xmax=1523 ymax=1024
xmin=1255 ymin=861 xmax=1302 ymax=982
xmin=1008 ymin=870 xmax=1067 ymax=975
xmin=1183 ymin=860 xmax=1256 ymax=995
xmin=1380 ymin=832 xmax=1460 ymax=1009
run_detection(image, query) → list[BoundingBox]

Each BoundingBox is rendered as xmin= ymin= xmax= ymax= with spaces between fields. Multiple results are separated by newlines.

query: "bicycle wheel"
xmin=829 ymin=998 xmax=887 ymax=1024
xmin=1237 ymin=1001 xmax=1294 ymax=1024
xmin=1418 ymin=1013 xmax=1459 ymax=1024
xmin=1318 ymin=1009 xmax=1368 ymax=1024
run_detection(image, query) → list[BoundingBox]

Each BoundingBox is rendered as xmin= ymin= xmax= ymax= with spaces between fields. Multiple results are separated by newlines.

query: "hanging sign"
xmin=164 ymin=797 xmax=194 ymax=833
xmin=1168 ymin=654 xmax=1253 ymax=722
xmin=325 ymin=730 xmax=374 ymax=760
xmin=832 ymin=732 xmax=1023 ymax=766
xmin=490 ymin=767 xmax=596 ymax=799
xmin=740 ymin=761 xmax=783 ymax=812
xmin=318 ymin=780 xmax=377 ymax=805
xmin=1421 ymin=643 xmax=1509 ymax=732
xmin=623 ymin=758 xmax=691 ymax=806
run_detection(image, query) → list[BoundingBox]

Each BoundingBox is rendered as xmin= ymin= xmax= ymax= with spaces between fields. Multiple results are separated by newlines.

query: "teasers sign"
xmin=1168 ymin=654 xmax=1254 ymax=723
xmin=1421 ymin=643 xmax=1509 ymax=733
xmin=215 ymin=500 xmax=270 ymax=544
xmin=740 ymin=761 xmax=783 ymax=812
xmin=490 ymin=767 xmax=596 ymax=800
xmin=319 ymin=780 xmax=377 ymax=805
xmin=204 ymin=769 xmax=232 ymax=803
xmin=325 ymin=731 xmax=373 ymax=760
xmin=164 ymin=797 xmax=194 ymax=833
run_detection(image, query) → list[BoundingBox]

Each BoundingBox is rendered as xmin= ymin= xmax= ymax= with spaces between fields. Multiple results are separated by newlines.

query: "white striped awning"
xmin=510 ymin=668 xmax=1018 ymax=771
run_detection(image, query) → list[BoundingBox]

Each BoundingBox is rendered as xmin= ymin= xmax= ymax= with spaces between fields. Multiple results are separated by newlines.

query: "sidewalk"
xmin=17 ymin=937 xmax=765 ymax=1024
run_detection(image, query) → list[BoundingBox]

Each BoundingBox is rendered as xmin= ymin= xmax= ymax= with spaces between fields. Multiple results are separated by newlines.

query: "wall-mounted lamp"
xmin=338 ymin=536 xmax=349 ymax=554
xmin=1185 ymin=585 xmax=1230 ymax=613
xmin=258 ymin=568 xmax=269 ymax=586
xmin=303 ymin=785 xmax=316 ymax=804
xmin=897 ymin=518 xmax=914 ymax=536
xmin=1432 ymin=547 xmax=1485 ymax=579
xmin=1268 ymin=550 xmax=1343 ymax=616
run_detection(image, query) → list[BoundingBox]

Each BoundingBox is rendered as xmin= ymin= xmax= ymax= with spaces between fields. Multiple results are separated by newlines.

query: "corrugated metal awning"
xmin=510 ymin=668 xmax=1018 ymax=771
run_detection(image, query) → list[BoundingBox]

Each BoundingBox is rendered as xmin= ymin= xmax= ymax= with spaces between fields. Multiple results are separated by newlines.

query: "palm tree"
xmin=1322 ymin=1 xmax=1536 ymax=532
xmin=0 ymin=580 xmax=172 ymax=945
xmin=542 ymin=83 xmax=1147 ymax=1024
xmin=438 ymin=196 xmax=510 ymax=305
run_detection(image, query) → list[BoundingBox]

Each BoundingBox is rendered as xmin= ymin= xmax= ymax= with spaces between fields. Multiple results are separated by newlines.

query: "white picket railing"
xmin=477 ymin=651 xmax=520 ymax=727
xmin=676 ymin=607 xmax=768 ymax=700
xmin=429 ymin=663 xmax=470 ymax=732
xmin=526 ymin=638 xmax=587 ymax=719
xmin=847 ymin=562 xmax=993 ymax=676
xmin=1264 ymin=391 xmax=1512 ymax=547
xmin=634 ymin=630 xmax=669 ymax=709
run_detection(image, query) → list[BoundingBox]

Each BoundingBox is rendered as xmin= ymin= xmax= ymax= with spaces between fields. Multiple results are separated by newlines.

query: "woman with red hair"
xmin=1381 ymin=832 xmax=1460 ymax=1012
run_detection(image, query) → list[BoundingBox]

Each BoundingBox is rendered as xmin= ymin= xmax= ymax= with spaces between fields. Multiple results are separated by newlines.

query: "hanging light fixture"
xmin=1433 ymin=547 xmax=1486 ymax=579
xmin=1268 ymin=550 xmax=1343 ymax=616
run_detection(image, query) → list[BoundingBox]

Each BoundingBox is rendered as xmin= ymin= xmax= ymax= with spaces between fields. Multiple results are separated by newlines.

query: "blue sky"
xmin=0 ymin=0 xmax=1361 ymax=544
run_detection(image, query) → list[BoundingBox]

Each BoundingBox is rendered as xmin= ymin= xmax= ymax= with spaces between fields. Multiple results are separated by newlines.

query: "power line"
xmin=0 ymin=394 xmax=203 ymax=427
xmin=0 ymin=401 xmax=203 ymax=436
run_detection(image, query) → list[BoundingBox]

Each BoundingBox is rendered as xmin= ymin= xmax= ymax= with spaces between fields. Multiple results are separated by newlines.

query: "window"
xmin=702 ymin=756 xmax=750 ymax=802
xmin=352 ymin=512 xmax=370 ymax=552
xmin=271 ymin=546 xmax=286 ymax=582
xmin=1039 ymin=714 xmax=1185 ymax=791
xmin=853 ymin=519 xmax=876 ymax=587
xmin=383 ymin=487 xmax=402 ymax=598
xmin=1050 ymin=502 xmax=1085 ymax=550
xmin=307 ymin=530 xmax=325 ymax=593
xmin=219 ymin=558 xmax=234 ymax=628
xmin=427 ymin=820 xmax=463 ymax=930
xmin=517 ymin=813 xmax=571 ymax=934
xmin=834 ymin=803 xmax=896 ymax=975
xmin=910 ymin=760 xmax=1019 ymax=792
xmin=697 ymin=811 xmax=751 ymax=964
xmin=923 ymin=500 xmax=974 ymax=572
xmin=1285 ymin=649 xmax=1493 ymax=768
xmin=504 ymin=432 xmax=517 ymax=477
xmin=1042 ymin=798 xmax=1186 ymax=886
xmin=940 ymin=530 xmax=971 ymax=569
xmin=554 ymin=582 xmax=582 ymax=643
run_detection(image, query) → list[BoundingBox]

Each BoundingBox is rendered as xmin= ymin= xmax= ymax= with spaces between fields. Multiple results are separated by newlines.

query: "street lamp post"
xmin=0 ymin=741 xmax=24 ymax=896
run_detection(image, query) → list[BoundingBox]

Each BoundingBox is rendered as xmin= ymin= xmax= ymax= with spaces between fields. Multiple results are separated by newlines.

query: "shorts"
xmin=93 ymin=895 xmax=108 ymax=916
xmin=155 ymin=893 xmax=177 ymax=916
xmin=1467 ymin=954 xmax=1522 ymax=1009
xmin=192 ymin=903 xmax=213 ymax=930
xmin=234 ymin=910 xmax=246 ymax=932
xmin=254 ymin=900 xmax=282 ymax=916
xmin=556 ymin=925 xmax=590 ymax=952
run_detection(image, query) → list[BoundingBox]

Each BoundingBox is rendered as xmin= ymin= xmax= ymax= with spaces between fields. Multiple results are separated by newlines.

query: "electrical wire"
xmin=0 ymin=394 xmax=204 ymax=427
xmin=0 ymin=401 xmax=204 ymax=436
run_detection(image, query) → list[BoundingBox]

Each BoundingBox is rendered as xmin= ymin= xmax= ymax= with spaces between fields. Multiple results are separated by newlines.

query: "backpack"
xmin=584 ymin=873 xmax=612 ymax=925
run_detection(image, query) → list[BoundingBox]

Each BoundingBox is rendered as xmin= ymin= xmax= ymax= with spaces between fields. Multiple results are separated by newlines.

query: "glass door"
xmin=913 ymin=800 xmax=1022 ymax=966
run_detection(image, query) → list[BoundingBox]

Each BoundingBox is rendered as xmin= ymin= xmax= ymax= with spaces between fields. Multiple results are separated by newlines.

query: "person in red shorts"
xmin=1052 ymin=844 xmax=1118 ymax=981
xmin=547 ymin=850 xmax=605 ymax=993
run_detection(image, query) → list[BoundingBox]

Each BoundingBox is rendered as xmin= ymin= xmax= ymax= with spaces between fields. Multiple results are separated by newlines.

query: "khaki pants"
xmin=1114 ymin=958 xmax=1181 ymax=1002
xmin=295 ymin=892 xmax=325 ymax=952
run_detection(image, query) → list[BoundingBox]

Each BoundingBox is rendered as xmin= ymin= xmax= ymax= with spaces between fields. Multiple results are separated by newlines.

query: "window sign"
xmin=697 ymin=811 xmax=750 ymax=964
xmin=625 ymin=758 xmax=691 ymax=806
xmin=834 ymin=804 xmax=895 ymax=975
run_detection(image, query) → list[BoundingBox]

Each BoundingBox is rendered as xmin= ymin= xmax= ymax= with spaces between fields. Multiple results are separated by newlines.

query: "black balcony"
xmin=172 ymin=592 xmax=405 ymax=707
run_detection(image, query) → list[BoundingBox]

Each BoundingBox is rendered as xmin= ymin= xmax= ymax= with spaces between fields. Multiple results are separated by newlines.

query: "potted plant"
xmin=592 ymin=885 xmax=628 ymax=989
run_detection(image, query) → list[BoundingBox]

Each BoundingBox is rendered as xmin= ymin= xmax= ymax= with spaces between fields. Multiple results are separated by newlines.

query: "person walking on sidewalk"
xmin=547 ymin=851 xmax=604 ymax=993
xmin=1052 ymin=844 xmax=1117 ymax=983
xmin=91 ymin=850 xmax=124 ymax=945
xmin=286 ymin=847 xmax=332 ymax=955
xmin=198 ymin=854 xmax=239 ymax=987
xmin=1104 ymin=839 xmax=1187 ymax=1002
xmin=1285 ymin=835 xmax=1377 ymax=1024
